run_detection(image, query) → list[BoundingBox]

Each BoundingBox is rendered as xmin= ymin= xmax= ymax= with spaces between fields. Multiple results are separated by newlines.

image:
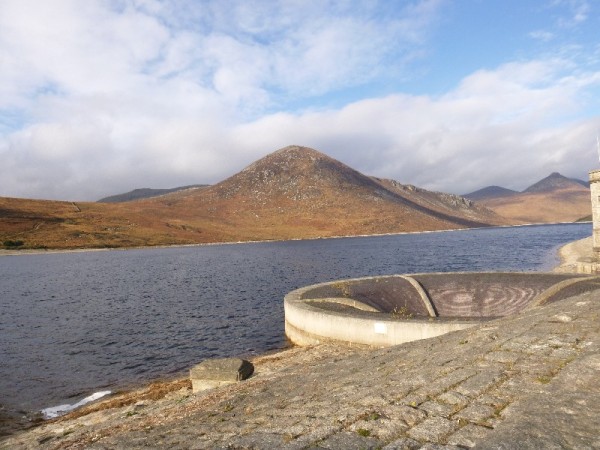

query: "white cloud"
xmin=529 ymin=30 xmax=555 ymax=42
xmin=0 ymin=0 xmax=443 ymax=113
xmin=2 ymin=54 xmax=599 ymax=200
xmin=230 ymin=58 xmax=600 ymax=194
xmin=0 ymin=0 xmax=599 ymax=201
xmin=0 ymin=0 xmax=449 ymax=199
xmin=0 ymin=0 xmax=169 ymax=102
xmin=555 ymin=0 xmax=590 ymax=27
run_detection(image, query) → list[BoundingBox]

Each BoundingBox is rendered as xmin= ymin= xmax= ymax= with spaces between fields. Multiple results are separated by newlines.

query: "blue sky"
xmin=1 ymin=0 xmax=599 ymax=200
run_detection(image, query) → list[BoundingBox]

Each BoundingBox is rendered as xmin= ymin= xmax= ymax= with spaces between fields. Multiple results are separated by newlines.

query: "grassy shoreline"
xmin=0 ymin=221 xmax=588 ymax=257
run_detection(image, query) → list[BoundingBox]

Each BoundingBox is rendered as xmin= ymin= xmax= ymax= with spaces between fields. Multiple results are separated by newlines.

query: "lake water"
xmin=0 ymin=223 xmax=591 ymax=415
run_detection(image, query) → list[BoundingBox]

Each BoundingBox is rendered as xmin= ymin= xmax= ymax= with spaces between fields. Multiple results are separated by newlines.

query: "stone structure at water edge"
xmin=189 ymin=358 xmax=254 ymax=393
xmin=284 ymin=272 xmax=600 ymax=347
xmin=578 ymin=169 xmax=600 ymax=273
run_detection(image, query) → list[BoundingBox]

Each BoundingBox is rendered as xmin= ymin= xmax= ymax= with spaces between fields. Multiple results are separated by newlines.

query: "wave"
xmin=41 ymin=390 xmax=112 ymax=419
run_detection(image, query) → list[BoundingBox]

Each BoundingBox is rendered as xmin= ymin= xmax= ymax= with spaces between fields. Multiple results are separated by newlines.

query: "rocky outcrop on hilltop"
xmin=209 ymin=146 xmax=395 ymax=203
xmin=376 ymin=178 xmax=504 ymax=225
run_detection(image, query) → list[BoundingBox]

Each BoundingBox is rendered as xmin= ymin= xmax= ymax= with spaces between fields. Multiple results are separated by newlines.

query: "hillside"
xmin=0 ymin=196 xmax=200 ymax=249
xmin=378 ymin=179 xmax=501 ymax=225
xmin=469 ymin=173 xmax=591 ymax=224
xmin=142 ymin=146 xmax=506 ymax=239
xmin=98 ymin=185 xmax=208 ymax=203
xmin=0 ymin=146 xmax=504 ymax=250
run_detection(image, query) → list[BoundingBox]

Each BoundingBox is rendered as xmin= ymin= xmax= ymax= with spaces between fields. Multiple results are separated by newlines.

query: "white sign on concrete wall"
xmin=374 ymin=322 xmax=387 ymax=334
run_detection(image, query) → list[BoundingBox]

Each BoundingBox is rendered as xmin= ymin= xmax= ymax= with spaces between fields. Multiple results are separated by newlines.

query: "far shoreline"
xmin=0 ymin=221 xmax=590 ymax=257
xmin=552 ymin=235 xmax=593 ymax=272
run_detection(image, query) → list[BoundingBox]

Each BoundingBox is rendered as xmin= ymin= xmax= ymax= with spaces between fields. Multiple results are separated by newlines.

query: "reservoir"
xmin=0 ymin=223 xmax=591 ymax=415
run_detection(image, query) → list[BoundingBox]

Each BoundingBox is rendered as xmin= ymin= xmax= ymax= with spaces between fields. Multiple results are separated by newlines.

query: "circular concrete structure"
xmin=284 ymin=272 xmax=600 ymax=347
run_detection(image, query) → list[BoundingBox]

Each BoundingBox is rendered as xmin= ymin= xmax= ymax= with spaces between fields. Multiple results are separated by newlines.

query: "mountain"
xmin=145 ymin=146 xmax=506 ymax=238
xmin=572 ymin=178 xmax=590 ymax=188
xmin=469 ymin=172 xmax=590 ymax=224
xmin=463 ymin=186 xmax=519 ymax=201
xmin=374 ymin=178 xmax=501 ymax=225
xmin=523 ymin=172 xmax=588 ymax=194
xmin=0 ymin=146 xmax=504 ymax=250
xmin=98 ymin=185 xmax=208 ymax=203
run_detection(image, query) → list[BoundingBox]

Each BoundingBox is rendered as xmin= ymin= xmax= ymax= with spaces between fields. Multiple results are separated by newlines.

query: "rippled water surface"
xmin=0 ymin=223 xmax=591 ymax=413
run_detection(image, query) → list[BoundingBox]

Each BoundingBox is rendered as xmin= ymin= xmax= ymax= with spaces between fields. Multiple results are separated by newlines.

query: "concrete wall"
xmin=284 ymin=272 xmax=597 ymax=348
xmin=590 ymin=169 xmax=600 ymax=262
xmin=284 ymin=281 xmax=475 ymax=347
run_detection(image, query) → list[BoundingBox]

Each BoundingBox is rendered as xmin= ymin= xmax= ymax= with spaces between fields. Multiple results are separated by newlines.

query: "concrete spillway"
xmin=284 ymin=272 xmax=600 ymax=347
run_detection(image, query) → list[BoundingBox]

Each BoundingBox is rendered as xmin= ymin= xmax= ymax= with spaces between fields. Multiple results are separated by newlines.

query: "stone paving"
xmin=3 ymin=287 xmax=600 ymax=449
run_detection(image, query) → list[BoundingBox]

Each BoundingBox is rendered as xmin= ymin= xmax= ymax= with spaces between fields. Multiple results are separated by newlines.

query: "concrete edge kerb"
xmin=284 ymin=274 xmax=476 ymax=347
xmin=527 ymin=275 xmax=600 ymax=309
xmin=306 ymin=297 xmax=380 ymax=312
xmin=399 ymin=275 xmax=437 ymax=317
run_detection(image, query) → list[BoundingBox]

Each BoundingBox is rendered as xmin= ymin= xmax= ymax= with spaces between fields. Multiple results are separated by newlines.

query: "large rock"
xmin=189 ymin=358 xmax=254 ymax=393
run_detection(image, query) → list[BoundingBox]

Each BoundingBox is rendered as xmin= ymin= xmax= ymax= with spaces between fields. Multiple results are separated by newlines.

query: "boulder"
xmin=190 ymin=358 xmax=254 ymax=393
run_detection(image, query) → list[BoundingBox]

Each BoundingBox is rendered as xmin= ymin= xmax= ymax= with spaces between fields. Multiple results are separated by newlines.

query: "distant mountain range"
xmin=98 ymin=185 xmax=208 ymax=203
xmin=523 ymin=173 xmax=589 ymax=193
xmin=463 ymin=186 xmax=519 ymax=201
xmin=464 ymin=172 xmax=590 ymax=224
xmin=1 ymin=147 xmax=590 ymax=250
xmin=464 ymin=173 xmax=588 ymax=200
xmin=0 ymin=146 xmax=504 ymax=250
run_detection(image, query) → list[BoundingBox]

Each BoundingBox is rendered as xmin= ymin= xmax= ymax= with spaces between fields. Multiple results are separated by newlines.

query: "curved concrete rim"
xmin=284 ymin=272 xmax=600 ymax=347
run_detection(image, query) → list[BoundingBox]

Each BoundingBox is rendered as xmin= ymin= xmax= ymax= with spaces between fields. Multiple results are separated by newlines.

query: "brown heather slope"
xmin=0 ymin=146 xmax=504 ymax=250
xmin=0 ymin=196 xmax=214 ymax=249
xmin=474 ymin=173 xmax=590 ymax=224
xmin=374 ymin=178 xmax=503 ymax=226
xmin=138 ymin=146 xmax=506 ymax=239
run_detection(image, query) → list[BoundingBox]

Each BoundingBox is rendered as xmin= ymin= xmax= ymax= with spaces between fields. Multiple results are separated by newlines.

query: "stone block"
xmin=452 ymin=403 xmax=496 ymax=424
xmin=446 ymin=424 xmax=491 ymax=448
xmin=317 ymin=430 xmax=383 ymax=449
xmin=420 ymin=400 xmax=456 ymax=418
xmin=382 ymin=437 xmax=421 ymax=449
xmin=406 ymin=416 xmax=458 ymax=443
xmin=190 ymin=358 xmax=254 ymax=393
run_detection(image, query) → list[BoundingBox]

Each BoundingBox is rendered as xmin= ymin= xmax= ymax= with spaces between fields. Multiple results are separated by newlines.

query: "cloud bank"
xmin=0 ymin=0 xmax=599 ymax=200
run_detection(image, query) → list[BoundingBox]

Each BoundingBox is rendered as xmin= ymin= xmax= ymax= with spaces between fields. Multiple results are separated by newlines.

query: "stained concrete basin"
xmin=284 ymin=272 xmax=600 ymax=347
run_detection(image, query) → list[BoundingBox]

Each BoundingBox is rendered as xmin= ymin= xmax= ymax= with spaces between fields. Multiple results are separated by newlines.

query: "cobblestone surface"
xmin=2 ymin=289 xmax=600 ymax=449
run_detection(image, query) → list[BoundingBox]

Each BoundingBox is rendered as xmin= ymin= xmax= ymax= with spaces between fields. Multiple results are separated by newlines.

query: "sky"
xmin=1 ymin=0 xmax=599 ymax=201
